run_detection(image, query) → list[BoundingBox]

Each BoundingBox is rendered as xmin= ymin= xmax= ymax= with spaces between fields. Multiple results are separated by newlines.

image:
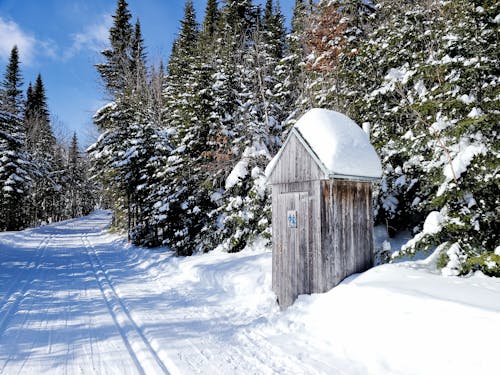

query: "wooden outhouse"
xmin=266 ymin=108 xmax=382 ymax=308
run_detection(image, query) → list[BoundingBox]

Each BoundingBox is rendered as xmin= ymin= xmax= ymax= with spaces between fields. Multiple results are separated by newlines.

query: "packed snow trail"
xmin=1 ymin=211 xmax=499 ymax=374
xmin=0 ymin=211 xmax=341 ymax=374
xmin=0 ymin=213 xmax=169 ymax=374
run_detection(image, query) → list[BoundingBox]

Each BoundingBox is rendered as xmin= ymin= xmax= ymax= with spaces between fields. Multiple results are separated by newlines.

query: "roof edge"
xmin=291 ymin=128 xmax=331 ymax=177
xmin=328 ymin=173 xmax=381 ymax=182
xmin=265 ymin=128 xmax=329 ymax=184
xmin=266 ymin=128 xmax=382 ymax=184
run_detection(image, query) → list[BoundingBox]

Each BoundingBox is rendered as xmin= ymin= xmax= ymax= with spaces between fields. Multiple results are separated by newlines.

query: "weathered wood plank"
xmin=272 ymin=177 xmax=374 ymax=308
xmin=272 ymin=189 xmax=278 ymax=297
xmin=299 ymin=192 xmax=308 ymax=294
xmin=273 ymin=191 xmax=311 ymax=308
xmin=267 ymin=133 xmax=326 ymax=185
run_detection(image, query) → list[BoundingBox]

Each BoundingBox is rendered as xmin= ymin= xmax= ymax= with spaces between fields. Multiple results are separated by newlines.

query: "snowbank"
xmin=1 ymin=212 xmax=498 ymax=374
xmin=270 ymin=262 xmax=500 ymax=375
xmin=120 ymin=231 xmax=500 ymax=375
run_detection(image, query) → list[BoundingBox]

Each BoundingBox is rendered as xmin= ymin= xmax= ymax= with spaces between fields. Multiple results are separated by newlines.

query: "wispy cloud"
xmin=64 ymin=14 xmax=111 ymax=60
xmin=0 ymin=17 xmax=61 ymax=65
xmin=0 ymin=12 xmax=112 ymax=65
xmin=0 ymin=17 xmax=37 ymax=64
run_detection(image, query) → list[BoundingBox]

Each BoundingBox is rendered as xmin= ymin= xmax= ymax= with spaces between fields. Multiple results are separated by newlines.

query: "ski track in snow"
xmin=0 ymin=215 xmax=152 ymax=374
xmin=2 ymin=211 xmax=497 ymax=374
xmin=81 ymin=233 xmax=170 ymax=374
xmin=0 ymin=211 xmax=337 ymax=375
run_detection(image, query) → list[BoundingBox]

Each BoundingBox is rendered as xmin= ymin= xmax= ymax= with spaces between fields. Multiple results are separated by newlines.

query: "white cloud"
xmin=39 ymin=39 xmax=59 ymax=60
xmin=0 ymin=17 xmax=37 ymax=64
xmin=64 ymin=14 xmax=111 ymax=60
xmin=0 ymin=13 xmax=112 ymax=65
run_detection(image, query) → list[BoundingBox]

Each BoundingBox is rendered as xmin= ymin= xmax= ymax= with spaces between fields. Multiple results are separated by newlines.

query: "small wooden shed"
xmin=266 ymin=108 xmax=382 ymax=308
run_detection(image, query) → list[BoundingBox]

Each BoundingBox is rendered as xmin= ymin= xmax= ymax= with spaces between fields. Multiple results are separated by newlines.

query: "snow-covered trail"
xmin=1 ymin=211 xmax=499 ymax=375
xmin=0 ymin=211 xmax=338 ymax=374
xmin=0 ymin=213 xmax=170 ymax=374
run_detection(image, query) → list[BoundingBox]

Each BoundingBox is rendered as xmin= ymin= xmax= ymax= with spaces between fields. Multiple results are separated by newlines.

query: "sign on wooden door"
xmin=287 ymin=210 xmax=297 ymax=228
xmin=274 ymin=192 xmax=309 ymax=307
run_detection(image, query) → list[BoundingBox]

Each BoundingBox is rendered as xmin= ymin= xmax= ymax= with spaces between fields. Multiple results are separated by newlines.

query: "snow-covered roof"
xmin=266 ymin=108 xmax=382 ymax=181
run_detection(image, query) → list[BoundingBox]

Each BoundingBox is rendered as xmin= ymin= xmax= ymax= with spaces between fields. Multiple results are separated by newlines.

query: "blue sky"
xmin=0 ymin=0 xmax=294 ymax=147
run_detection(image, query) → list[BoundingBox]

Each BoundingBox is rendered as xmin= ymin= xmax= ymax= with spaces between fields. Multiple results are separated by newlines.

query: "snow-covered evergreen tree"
xmin=66 ymin=132 xmax=84 ymax=217
xmin=23 ymin=74 xmax=59 ymax=225
xmin=305 ymin=0 xmax=499 ymax=275
xmin=96 ymin=0 xmax=134 ymax=96
xmin=1 ymin=46 xmax=24 ymax=117
xmin=371 ymin=0 xmax=499 ymax=276
xmin=197 ymin=0 xmax=286 ymax=253
xmin=0 ymin=111 xmax=31 ymax=230
xmin=0 ymin=46 xmax=31 ymax=230
xmin=90 ymin=0 xmax=162 ymax=241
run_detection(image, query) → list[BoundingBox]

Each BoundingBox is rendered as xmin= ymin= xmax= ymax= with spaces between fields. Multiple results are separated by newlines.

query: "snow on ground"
xmin=0 ymin=211 xmax=498 ymax=374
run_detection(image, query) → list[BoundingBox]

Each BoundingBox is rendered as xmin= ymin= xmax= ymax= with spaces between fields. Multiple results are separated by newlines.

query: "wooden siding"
xmin=271 ymin=179 xmax=374 ymax=308
xmin=320 ymin=180 xmax=373 ymax=291
xmin=269 ymin=131 xmax=375 ymax=308
xmin=267 ymin=133 xmax=326 ymax=185
xmin=271 ymin=181 xmax=321 ymax=309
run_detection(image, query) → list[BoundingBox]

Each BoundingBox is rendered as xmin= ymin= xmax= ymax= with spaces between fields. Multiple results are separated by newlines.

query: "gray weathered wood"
xmin=267 ymin=133 xmax=326 ymax=185
xmin=269 ymin=130 xmax=376 ymax=308
xmin=272 ymin=191 xmax=310 ymax=307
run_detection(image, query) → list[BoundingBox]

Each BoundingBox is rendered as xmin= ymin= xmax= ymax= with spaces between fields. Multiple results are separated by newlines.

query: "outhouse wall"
xmin=271 ymin=181 xmax=321 ymax=307
xmin=267 ymin=133 xmax=326 ymax=185
xmin=268 ymin=131 xmax=375 ymax=307
xmin=268 ymin=133 xmax=326 ymax=307
xmin=319 ymin=180 xmax=374 ymax=291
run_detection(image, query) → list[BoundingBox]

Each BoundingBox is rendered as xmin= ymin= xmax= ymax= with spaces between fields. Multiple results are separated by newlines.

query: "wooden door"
xmin=273 ymin=191 xmax=309 ymax=308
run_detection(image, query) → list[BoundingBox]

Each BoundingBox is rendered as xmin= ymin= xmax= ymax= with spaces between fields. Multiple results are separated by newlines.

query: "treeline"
xmin=0 ymin=47 xmax=97 ymax=231
xmin=89 ymin=0 xmax=498 ymax=276
xmin=304 ymin=0 xmax=498 ymax=276
xmin=89 ymin=0 xmax=292 ymax=253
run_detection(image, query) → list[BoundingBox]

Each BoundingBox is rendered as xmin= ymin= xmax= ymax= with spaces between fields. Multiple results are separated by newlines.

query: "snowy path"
xmin=1 ymin=211 xmax=499 ymax=374
xmin=0 ymin=214 xmax=164 ymax=374
xmin=0 ymin=212 xmax=340 ymax=374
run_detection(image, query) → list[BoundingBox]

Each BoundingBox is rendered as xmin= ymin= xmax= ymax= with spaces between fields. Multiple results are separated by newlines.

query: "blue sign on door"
xmin=287 ymin=210 xmax=297 ymax=228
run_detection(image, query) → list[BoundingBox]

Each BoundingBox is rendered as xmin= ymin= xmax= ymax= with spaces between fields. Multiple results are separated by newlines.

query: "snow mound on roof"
xmin=295 ymin=108 xmax=382 ymax=179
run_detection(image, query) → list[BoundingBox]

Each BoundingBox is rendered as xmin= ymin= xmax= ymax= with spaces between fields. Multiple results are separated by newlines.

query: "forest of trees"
xmin=1 ymin=0 xmax=496 ymax=277
xmin=0 ymin=46 xmax=98 ymax=230
xmin=88 ymin=0 xmax=498 ymax=276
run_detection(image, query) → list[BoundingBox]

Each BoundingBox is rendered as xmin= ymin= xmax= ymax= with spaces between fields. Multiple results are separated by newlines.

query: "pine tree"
xmin=25 ymin=74 xmax=55 ymax=156
xmin=0 ymin=46 xmax=30 ymax=230
xmin=79 ymin=154 xmax=99 ymax=216
xmin=91 ymin=0 xmax=158 ymax=240
xmin=202 ymin=0 xmax=219 ymax=41
xmin=1 ymin=46 xmax=24 ymax=116
xmin=96 ymin=0 xmax=134 ymax=96
xmin=0 ymin=111 xmax=31 ymax=230
xmin=159 ymin=0 xmax=212 ymax=255
xmin=259 ymin=0 xmax=286 ymax=148
xmin=24 ymin=74 xmax=57 ymax=225
xmin=196 ymin=0 xmax=284 ymax=253
xmin=24 ymin=82 xmax=33 ymax=128
xmin=131 ymin=18 xmax=147 ymax=92
xmin=262 ymin=0 xmax=285 ymax=61
xmin=32 ymin=74 xmax=54 ymax=143
xmin=274 ymin=0 xmax=310 ymax=129
xmin=89 ymin=98 xmax=133 ymax=236
xmin=67 ymin=132 xmax=83 ymax=217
